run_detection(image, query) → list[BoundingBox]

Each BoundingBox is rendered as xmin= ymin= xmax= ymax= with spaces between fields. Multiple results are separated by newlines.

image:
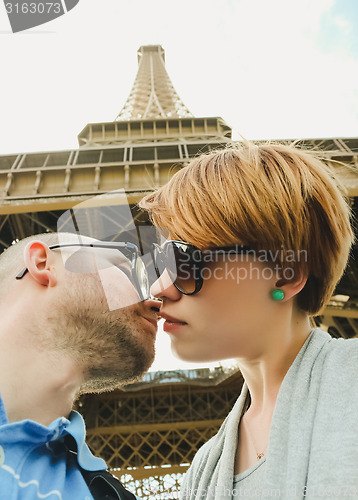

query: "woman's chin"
xmin=171 ymin=345 xmax=220 ymax=364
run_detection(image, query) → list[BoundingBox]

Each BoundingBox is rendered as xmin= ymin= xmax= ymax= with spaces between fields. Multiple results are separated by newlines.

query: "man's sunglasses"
xmin=151 ymin=240 xmax=253 ymax=295
xmin=16 ymin=241 xmax=150 ymax=302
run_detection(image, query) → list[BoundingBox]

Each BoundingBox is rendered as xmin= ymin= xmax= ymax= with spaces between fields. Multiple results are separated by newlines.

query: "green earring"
xmin=270 ymin=289 xmax=285 ymax=301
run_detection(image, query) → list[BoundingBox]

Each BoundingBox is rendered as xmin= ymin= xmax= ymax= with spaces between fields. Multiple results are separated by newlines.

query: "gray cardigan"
xmin=180 ymin=328 xmax=358 ymax=499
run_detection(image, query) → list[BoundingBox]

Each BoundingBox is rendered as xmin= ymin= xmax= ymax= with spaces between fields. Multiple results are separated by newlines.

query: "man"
xmin=0 ymin=231 xmax=160 ymax=500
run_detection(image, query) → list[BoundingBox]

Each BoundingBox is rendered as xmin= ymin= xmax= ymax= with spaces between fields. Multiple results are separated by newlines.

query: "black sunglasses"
xmin=16 ymin=241 xmax=150 ymax=301
xmin=151 ymin=240 xmax=254 ymax=295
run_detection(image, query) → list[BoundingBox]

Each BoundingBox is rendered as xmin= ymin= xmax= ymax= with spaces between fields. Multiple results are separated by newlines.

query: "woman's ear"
xmin=275 ymin=273 xmax=308 ymax=302
xmin=23 ymin=241 xmax=57 ymax=287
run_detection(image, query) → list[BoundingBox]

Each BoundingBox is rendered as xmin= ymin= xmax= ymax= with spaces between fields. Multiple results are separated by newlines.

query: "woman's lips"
xmin=160 ymin=313 xmax=186 ymax=323
xmin=160 ymin=313 xmax=187 ymax=333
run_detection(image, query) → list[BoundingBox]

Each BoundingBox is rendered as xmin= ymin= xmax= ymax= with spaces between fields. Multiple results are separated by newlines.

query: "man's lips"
xmin=142 ymin=315 xmax=158 ymax=330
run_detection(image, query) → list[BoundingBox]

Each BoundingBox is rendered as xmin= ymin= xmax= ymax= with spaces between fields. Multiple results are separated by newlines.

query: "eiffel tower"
xmin=116 ymin=45 xmax=193 ymax=121
xmin=0 ymin=45 xmax=358 ymax=499
xmin=0 ymin=44 xmax=233 ymax=251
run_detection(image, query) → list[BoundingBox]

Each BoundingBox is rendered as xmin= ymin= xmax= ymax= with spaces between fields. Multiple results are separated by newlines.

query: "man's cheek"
xmin=98 ymin=267 xmax=140 ymax=311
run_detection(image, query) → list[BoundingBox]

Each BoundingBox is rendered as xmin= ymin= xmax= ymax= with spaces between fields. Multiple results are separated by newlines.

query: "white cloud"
xmin=333 ymin=15 xmax=351 ymax=35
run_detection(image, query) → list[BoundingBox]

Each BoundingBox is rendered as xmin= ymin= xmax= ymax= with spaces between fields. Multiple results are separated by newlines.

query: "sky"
xmin=0 ymin=0 xmax=357 ymax=370
xmin=0 ymin=0 xmax=358 ymax=156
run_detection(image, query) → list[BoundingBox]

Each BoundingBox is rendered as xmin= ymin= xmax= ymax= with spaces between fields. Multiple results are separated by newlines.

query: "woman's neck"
xmin=237 ymin=314 xmax=312 ymax=418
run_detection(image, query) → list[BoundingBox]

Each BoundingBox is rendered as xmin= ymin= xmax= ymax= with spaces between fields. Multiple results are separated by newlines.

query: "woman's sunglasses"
xmin=151 ymin=240 xmax=253 ymax=295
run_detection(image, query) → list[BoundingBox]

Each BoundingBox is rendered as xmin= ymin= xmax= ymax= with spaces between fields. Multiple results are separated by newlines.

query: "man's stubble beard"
xmin=42 ymin=272 xmax=155 ymax=393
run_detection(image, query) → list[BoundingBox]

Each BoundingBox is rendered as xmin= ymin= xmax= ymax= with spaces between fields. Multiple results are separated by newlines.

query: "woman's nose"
xmin=150 ymin=269 xmax=181 ymax=301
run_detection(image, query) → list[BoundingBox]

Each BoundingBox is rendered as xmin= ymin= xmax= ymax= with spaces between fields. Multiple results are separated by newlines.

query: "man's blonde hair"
xmin=140 ymin=142 xmax=355 ymax=316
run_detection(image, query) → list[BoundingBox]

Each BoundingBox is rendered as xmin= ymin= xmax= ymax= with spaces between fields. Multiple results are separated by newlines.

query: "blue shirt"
xmin=0 ymin=392 xmax=107 ymax=500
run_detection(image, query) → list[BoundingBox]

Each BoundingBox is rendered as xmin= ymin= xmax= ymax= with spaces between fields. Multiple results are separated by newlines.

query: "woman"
xmin=140 ymin=143 xmax=356 ymax=499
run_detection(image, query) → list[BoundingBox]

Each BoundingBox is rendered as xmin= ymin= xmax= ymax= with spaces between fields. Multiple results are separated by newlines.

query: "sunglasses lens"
xmin=173 ymin=243 xmax=201 ymax=294
xmin=61 ymin=247 xmax=132 ymax=274
xmin=155 ymin=242 xmax=201 ymax=294
xmin=136 ymin=256 xmax=149 ymax=299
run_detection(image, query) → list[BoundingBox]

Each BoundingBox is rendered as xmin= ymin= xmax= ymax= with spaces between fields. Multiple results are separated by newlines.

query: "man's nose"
xmin=143 ymin=297 xmax=161 ymax=312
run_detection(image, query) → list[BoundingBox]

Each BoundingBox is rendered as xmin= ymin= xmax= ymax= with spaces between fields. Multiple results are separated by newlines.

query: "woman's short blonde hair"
xmin=140 ymin=142 xmax=355 ymax=316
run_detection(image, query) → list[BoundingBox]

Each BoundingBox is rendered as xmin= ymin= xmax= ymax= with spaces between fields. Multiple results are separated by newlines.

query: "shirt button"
xmin=0 ymin=445 xmax=5 ymax=466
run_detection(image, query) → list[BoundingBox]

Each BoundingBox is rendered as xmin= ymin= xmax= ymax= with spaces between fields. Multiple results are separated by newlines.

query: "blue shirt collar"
xmin=64 ymin=410 xmax=107 ymax=471
xmin=0 ymin=392 xmax=106 ymax=472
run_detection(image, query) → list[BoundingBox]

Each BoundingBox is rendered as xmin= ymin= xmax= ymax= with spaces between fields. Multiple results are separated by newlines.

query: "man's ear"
xmin=23 ymin=241 xmax=57 ymax=287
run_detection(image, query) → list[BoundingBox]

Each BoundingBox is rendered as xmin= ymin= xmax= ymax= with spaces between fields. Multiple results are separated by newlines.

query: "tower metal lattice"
xmin=78 ymin=367 xmax=244 ymax=499
xmin=116 ymin=45 xmax=193 ymax=121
